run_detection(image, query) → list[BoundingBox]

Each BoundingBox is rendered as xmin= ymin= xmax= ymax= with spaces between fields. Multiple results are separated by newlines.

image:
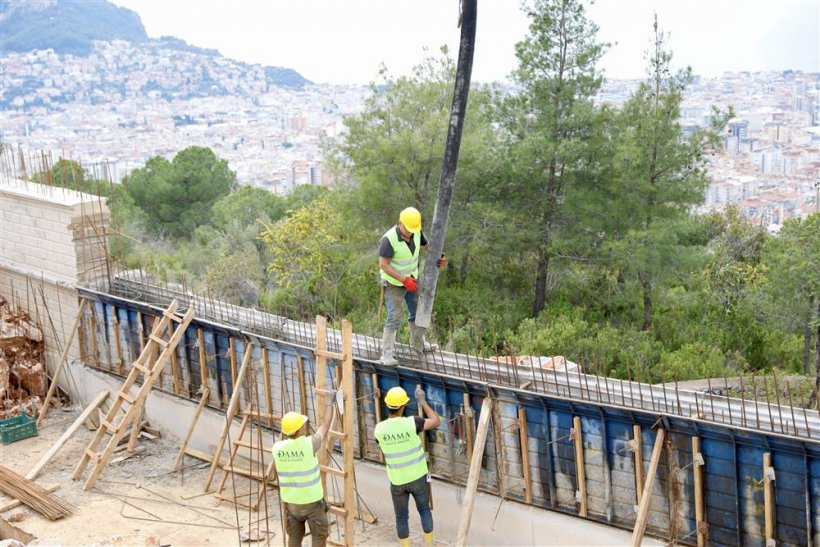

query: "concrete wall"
xmin=0 ymin=177 xmax=109 ymax=391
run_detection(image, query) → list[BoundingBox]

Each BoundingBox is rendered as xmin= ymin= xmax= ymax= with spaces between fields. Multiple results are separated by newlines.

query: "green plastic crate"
xmin=0 ymin=413 xmax=38 ymax=444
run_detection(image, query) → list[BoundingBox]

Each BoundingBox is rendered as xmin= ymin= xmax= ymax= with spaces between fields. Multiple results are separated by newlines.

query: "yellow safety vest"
xmin=272 ymin=435 xmax=323 ymax=504
xmin=374 ymin=416 xmax=428 ymax=485
xmin=379 ymin=227 xmax=420 ymax=286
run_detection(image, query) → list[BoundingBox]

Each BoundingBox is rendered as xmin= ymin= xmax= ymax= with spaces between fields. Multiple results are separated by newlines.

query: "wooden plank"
xmin=297 ymin=354 xmax=308 ymax=415
xmin=692 ymin=436 xmax=705 ymax=547
xmin=110 ymin=446 xmax=145 ymax=464
xmin=262 ymin=349 xmax=274 ymax=428
xmin=172 ymin=388 xmax=210 ymax=471
xmin=630 ymin=428 xmax=666 ymax=547
xmin=170 ymin=341 xmax=180 ymax=395
xmin=372 ymin=373 xmax=383 ymax=463
xmin=419 ymin=383 xmax=433 ymax=510
xmin=229 ymin=337 xmax=238 ymax=387
xmin=573 ymin=416 xmax=587 ymax=517
xmin=464 ymin=394 xmax=474 ymax=462
xmin=197 ymin=328 xmax=208 ymax=395
xmin=633 ymin=424 xmax=643 ymax=505
xmin=89 ymin=302 xmax=99 ymax=368
xmin=764 ymin=452 xmax=775 ymax=544
xmin=518 ymin=407 xmax=532 ymax=504
xmin=27 ymin=391 xmax=109 ymax=480
xmin=37 ymin=300 xmax=87 ymax=427
xmin=203 ymin=344 xmax=254 ymax=492
xmin=127 ymin=400 xmax=144 ymax=453
xmin=456 ymin=397 xmax=494 ymax=547
xmin=341 ymin=320 xmax=355 ymax=545
xmin=112 ymin=307 xmax=123 ymax=376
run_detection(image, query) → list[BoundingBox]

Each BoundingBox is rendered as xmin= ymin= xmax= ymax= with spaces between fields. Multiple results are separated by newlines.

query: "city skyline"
xmin=109 ymin=0 xmax=820 ymax=85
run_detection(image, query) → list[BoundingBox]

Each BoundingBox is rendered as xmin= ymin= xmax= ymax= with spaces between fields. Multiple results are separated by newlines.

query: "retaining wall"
xmin=77 ymin=287 xmax=820 ymax=547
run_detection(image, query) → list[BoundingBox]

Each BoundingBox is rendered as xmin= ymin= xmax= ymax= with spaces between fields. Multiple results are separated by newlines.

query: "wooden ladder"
xmin=72 ymin=299 xmax=194 ymax=490
xmin=214 ymin=405 xmax=280 ymax=510
xmin=312 ymin=316 xmax=355 ymax=547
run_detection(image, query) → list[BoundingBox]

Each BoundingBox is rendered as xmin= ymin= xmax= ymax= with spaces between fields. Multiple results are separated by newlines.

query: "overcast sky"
xmin=110 ymin=0 xmax=819 ymax=85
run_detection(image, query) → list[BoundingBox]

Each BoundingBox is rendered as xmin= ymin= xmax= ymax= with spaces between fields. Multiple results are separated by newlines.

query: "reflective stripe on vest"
xmin=379 ymin=227 xmax=420 ymax=286
xmin=272 ymin=435 xmax=323 ymax=504
xmin=374 ymin=416 xmax=428 ymax=485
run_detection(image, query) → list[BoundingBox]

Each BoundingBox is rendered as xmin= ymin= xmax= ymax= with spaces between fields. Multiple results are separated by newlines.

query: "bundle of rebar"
xmin=0 ymin=465 xmax=74 ymax=520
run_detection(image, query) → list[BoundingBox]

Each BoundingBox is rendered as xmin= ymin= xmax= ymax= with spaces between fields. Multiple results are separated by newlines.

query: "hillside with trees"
xmin=31 ymin=0 xmax=820 ymax=394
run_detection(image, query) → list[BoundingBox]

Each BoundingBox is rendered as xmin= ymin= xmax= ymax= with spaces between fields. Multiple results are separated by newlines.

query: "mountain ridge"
xmin=0 ymin=0 xmax=310 ymax=89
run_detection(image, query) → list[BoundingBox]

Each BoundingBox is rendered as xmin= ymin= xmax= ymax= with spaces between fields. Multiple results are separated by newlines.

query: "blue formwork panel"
xmin=76 ymin=290 xmax=820 ymax=546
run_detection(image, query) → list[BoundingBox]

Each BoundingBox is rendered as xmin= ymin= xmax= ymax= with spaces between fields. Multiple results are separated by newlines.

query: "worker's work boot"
xmin=409 ymin=322 xmax=438 ymax=353
xmin=399 ymin=538 xmax=410 ymax=547
xmin=423 ymin=531 xmax=434 ymax=546
xmin=380 ymin=328 xmax=399 ymax=366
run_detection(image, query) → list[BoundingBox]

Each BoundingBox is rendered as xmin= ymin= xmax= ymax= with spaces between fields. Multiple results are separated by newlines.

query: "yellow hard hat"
xmin=281 ymin=411 xmax=308 ymax=435
xmin=399 ymin=207 xmax=422 ymax=234
xmin=385 ymin=386 xmax=410 ymax=409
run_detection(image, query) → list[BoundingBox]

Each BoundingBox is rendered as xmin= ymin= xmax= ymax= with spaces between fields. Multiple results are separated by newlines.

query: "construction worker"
xmin=379 ymin=206 xmax=446 ymax=365
xmin=272 ymin=390 xmax=336 ymax=547
xmin=375 ymin=385 xmax=441 ymax=546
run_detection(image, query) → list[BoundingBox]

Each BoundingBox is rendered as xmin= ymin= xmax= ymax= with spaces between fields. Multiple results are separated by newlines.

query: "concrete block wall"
xmin=0 ymin=177 xmax=110 ymax=390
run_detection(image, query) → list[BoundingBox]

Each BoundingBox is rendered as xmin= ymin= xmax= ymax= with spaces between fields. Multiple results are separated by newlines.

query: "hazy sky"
xmin=110 ymin=0 xmax=819 ymax=85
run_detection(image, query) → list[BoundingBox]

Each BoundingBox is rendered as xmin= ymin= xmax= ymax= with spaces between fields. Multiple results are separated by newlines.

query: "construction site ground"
xmin=2 ymin=405 xmax=653 ymax=546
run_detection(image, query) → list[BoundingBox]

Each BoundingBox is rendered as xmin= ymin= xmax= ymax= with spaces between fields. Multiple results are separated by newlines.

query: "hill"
xmin=0 ymin=0 xmax=148 ymax=56
xmin=0 ymin=0 xmax=310 ymax=92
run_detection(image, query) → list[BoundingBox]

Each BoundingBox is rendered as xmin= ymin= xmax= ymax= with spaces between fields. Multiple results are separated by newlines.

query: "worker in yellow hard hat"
xmin=378 ymin=207 xmax=445 ymax=366
xmin=272 ymin=389 xmax=337 ymax=547
xmin=374 ymin=385 xmax=441 ymax=547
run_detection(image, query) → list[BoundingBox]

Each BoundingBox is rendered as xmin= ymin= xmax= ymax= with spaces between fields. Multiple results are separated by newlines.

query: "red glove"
xmin=402 ymin=276 xmax=418 ymax=292
xmin=437 ymin=254 xmax=447 ymax=268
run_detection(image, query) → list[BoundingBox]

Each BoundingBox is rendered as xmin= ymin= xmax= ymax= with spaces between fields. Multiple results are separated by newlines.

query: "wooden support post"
xmin=112 ymin=307 xmax=123 ymax=375
xmin=89 ymin=303 xmax=99 ymax=368
xmin=262 ymin=349 xmax=274 ymax=429
xmin=136 ymin=312 xmax=145 ymax=352
xmin=38 ymin=300 xmax=87 ymax=426
xmin=172 ymin=388 xmax=210 ymax=472
xmin=197 ymin=328 xmax=208 ymax=394
xmin=170 ymin=343 xmax=180 ymax=395
xmin=340 ymin=320 xmax=355 ymax=545
xmin=633 ymin=424 xmax=644 ymax=505
xmin=630 ymin=428 xmax=666 ymax=547
xmin=764 ymin=452 xmax=775 ymax=545
xmin=296 ymin=354 xmax=307 ymax=415
xmin=203 ymin=345 xmax=254 ymax=492
xmin=372 ymin=373 xmax=383 ymax=463
xmin=456 ymin=397 xmax=493 ymax=547
xmin=692 ymin=436 xmax=705 ymax=547
xmin=418 ymin=384 xmax=434 ymax=510
xmin=27 ymin=391 xmax=109 ymax=480
xmin=127 ymin=400 xmax=144 ymax=453
xmin=464 ymin=393 xmax=474 ymax=462
xmin=573 ymin=416 xmax=588 ymax=517
xmin=518 ymin=407 xmax=532 ymax=504
xmin=229 ymin=337 xmax=238 ymax=387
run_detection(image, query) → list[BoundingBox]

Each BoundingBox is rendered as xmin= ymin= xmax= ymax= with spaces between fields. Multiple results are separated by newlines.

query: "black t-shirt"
xmin=379 ymin=226 xmax=428 ymax=260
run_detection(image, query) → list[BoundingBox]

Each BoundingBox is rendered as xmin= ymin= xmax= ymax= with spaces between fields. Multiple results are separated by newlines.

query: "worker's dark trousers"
xmin=285 ymin=500 xmax=329 ymax=547
xmin=390 ymin=475 xmax=434 ymax=539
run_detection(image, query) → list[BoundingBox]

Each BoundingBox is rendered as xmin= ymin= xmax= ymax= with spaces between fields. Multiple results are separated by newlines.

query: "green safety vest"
xmin=374 ymin=416 xmax=428 ymax=485
xmin=272 ymin=435 xmax=323 ymax=504
xmin=379 ymin=227 xmax=421 ymax=286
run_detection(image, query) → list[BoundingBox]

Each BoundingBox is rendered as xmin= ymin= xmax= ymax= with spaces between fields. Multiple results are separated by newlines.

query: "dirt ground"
xmin=0 ymin=406 xmax=403 ymax=547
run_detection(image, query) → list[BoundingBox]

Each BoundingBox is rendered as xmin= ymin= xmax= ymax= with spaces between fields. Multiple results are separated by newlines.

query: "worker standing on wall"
xmin=375 ymin=385 xmax=441 ymax=546
xmin=378 ymin=206 xmax=445 ymax=365
xmin=272 ymin=391 xmax=336 ymax=547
